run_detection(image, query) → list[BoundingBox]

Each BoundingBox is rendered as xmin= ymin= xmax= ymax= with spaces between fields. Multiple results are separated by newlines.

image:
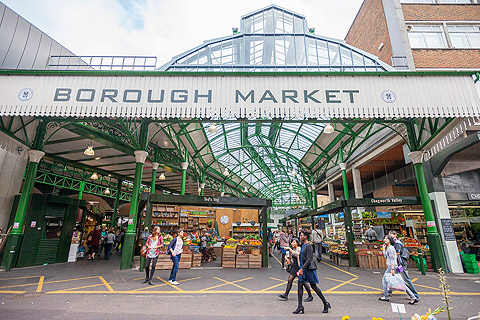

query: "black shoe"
xmin=304 ymin=296 xmax=313 ymax=302
xmin=292 ymin=306 xmax=304 ymax=314
xmin=142 ymin=278 xmax=149 ymax=284
xmin=269 ymin=254 xmax=273 ymax=257
xmin=148 ymin=280 xmax=154 ymax=285
xmin=322 ymin=302 xmax=331 ymax=313
xmin=278 ymin=294 xmax=288 ymax=301
xmin=408 ymin=299 xmax=419 ymax=305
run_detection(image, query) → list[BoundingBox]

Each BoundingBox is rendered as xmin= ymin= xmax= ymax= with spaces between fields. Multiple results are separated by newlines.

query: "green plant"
xmin=438 ymin=268 xmax=452 ymax=320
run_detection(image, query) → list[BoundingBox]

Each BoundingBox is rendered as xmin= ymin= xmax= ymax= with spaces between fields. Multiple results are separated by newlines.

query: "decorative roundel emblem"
xmin=220 ymin=215 xmax=229 ymax=225
xmin=18 ymin=88 xmax=34 ymax=101
xmin=381 ymin=90 xmax=396 ymax=103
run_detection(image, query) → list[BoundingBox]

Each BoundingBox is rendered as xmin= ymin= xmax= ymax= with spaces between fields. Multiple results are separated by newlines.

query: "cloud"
xmin=2 ymin=0 xmax=364 ymax=66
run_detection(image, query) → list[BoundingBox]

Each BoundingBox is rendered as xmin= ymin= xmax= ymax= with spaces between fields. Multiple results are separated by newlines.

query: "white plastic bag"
xmin=385 ymin=273 xmax=406 ymax=291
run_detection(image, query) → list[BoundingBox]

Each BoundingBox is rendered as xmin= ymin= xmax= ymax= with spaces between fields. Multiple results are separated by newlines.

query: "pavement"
xmin=0 ymin=250 xmax=479 ymax=320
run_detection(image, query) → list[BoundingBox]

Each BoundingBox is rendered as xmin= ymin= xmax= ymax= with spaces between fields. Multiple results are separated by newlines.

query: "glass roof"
xmin=161 ymin=5 xmax=394 ymax=206
xmin=159 ymin=5 xmax=393 ymax=72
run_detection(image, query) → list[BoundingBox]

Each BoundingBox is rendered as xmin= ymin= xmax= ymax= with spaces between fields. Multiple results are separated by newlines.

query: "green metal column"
xmin=111 ymin=179 xmax=122 ymax=228
xmin=409 ymin=151 xmax=447 ymax=272
xmin=78 ymin=181 xmax=85 ymax=199
xmin=261 ymin=207 xmax=268 ymax=268
xmin=339 ymin=149 xmax=356 ymax=267
xmin=200 ymin=182 xmax=205 ymax=196
xmin=180 ymin=161 xmax=188 ymax=196
xmin=120 ymin=150 xmax=148 ymax=270
xmin=1 ymin=150 xmax=45 ymax=271
xmin=312 ymin=183 xmax=318 ymax=209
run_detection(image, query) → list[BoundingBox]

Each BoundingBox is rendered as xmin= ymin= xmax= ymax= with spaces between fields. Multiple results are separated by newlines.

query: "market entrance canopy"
xmin=0 ymin=71 xmax=479 ymax=119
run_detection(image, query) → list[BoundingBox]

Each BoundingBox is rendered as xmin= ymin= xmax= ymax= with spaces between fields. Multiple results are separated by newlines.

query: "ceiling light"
xmin=90 ymin=172 xmax=99 ymax=180
xmin=94 ymin=157 xmax=101 ymax=160
xmin=291 ymin=169 xmax=297 ymax=177
xmin=324 ymin=124 xmax=334 ymax=134
xmin=104 ymin=188 xmax=110 ymax=195
xmin=208 ymin=123 xmax=218 ymax=134
xmin=289 ymin=185 xmax=294 ymax=191
xmin=220 ymin=191 xmax=225 ymax=196
xmin=159 ymin=173 xmax=166 ymax=180
xmin=84 ymin=144 xmax=95 ymax=156
xmin=243 ymin=187 xmax=248 ymax=193
xmin=223 ymin=168 xmax=229 ymax=176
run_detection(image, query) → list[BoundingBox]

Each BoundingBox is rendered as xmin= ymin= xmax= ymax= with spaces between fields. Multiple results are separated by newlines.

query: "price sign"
xmin=441 ymin=219 xmax=456 ymax=241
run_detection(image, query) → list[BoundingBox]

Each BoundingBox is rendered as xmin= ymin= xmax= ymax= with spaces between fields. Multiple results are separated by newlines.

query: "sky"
xmin=2 ymin=0 xmax=365 ymax=67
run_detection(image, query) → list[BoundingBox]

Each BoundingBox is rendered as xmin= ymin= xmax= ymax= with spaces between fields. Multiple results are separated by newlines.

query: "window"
xmin=401 ymin=0 xmax=476 ymax=3
xmin=407 ymin=25 xmax=447 ymax=48
xmin=447 ymin=25 xmax=480 ymax=48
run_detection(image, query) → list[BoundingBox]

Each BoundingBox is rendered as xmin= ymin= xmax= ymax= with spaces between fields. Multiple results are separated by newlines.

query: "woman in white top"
xmin=168 ymin=229 xmax=184 ymax=285
xmin=379 ymin=235 xmax=417 ymax=304
xmin=143 ymin=226 xmax=164 ymax=285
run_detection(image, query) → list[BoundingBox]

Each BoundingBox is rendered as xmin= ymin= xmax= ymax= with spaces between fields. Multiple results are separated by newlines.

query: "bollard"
xmin=418 ymin=248 xmax=426 ymax=275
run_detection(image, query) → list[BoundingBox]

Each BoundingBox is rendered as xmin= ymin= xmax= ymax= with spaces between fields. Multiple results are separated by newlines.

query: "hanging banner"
xmin=0 ymin=72 xmax=478 ymax=119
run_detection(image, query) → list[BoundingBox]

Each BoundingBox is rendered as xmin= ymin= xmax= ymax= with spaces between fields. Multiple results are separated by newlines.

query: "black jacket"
xmin=300 ymin=242 xmax=317 ymax=270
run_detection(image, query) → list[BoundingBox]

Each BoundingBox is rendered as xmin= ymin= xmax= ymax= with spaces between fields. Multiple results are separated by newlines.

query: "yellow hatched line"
xmin=130 ymin=277 xmax=202 ymax=292
xmin=320 ymin=261 xmax=358 ymax=278
xmin=260 ymin=277 xmax=297 ymax=292
xmin=36 ymin=276 xmax=44 ymax=292
xmin=47 ymin=283 xmax=112 ymax=294
xmin=325 ymin=277 xmax=358 ymax=293
xmin=200 ymin=277 xmax=253 ymax=292
xmin=0 ymin=276 xmax=40 ymax=281
xmin=213 ymin=277 xmax=252 ymax=292
xmin=157 ymin=277 xmax=183 ymax=292
xmin=0 ymin=282 xmax=40 ymax=289
xmin=324 ymin=277 xmax=381 ymax=291
xmin=0 ymin=290 xmax=27 ymax=294
xmin=98 ymin=276 xmax=114 ymax=292
xmin=272 ymin=254 xmax=283 ymax=266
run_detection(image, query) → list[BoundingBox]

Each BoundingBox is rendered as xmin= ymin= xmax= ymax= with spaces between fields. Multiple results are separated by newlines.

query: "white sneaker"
xmin=171 ymin=281 xmax=180 ymax=285
xmin=168 ymin=280 xmax=174 ymax=284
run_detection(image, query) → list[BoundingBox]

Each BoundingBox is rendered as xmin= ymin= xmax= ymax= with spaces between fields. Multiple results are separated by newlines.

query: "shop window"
xmin=45 ymin=216 xmax=63 ymax=239
xmin=447 ymin=25 xmax=480 ymax=48
xmin=407 ymin=25 xmax=448 ymax=48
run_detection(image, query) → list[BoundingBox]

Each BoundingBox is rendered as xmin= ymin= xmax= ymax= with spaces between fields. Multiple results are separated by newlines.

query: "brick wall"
xmin=345 ymin=0 xmax=393 ymax=66
xmin=402 ymin=4 xmax=480 ymax=21
xmin=373 ymin=185 xmax=418 ymax=198
xmin=412 ymin=49 xmax=480 ymax=69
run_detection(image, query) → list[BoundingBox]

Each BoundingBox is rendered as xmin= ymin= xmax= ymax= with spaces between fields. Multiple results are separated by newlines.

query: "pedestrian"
xmin=201 ymin=229 xmax=211 ymax=263
xmin=294 ymin=229 xmax=331 ymax=314
xmin=143 ymin=226 xmax=164 ymax=285
xmin=274 ymin=229 xmax=280 ymax=252
xmin=389 ymin=230 xmax=419 ymax=301
xmin=87 ymin=225 xmax=101 ymax=260
xmin=379 ymin=235 xmax=418 ymax=304
xmin=118 ymin=228 xmax=125 ymax=252
xmin=99 ymin=226 xmax=107 ymax=256
xmin=104 ymin=228 xmax=116 ymax=260
xmin=268 ymin=229 xmax=274 ymax=257
xmin=365 ymin=225 xmax=378 ymax=243
xmin=278 ymin=237 xmax=314 ymax=302
xmin=312 ymin=224 xmax=324 ymax=262
xmin=168 ymin=229 xmax=184 ymax=285
xmin=279 ymin=227 xmax=289 ymax=269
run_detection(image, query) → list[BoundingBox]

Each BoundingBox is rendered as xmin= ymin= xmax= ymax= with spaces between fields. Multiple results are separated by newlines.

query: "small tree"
xmin=438 ymin=268 xmax=452 ymax=320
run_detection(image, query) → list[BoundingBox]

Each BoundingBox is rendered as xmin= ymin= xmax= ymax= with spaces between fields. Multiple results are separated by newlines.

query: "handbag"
xmin=396 ymin=265 xmax=404 ymax=274
xmin=140 ymin=245 xmax=148 ymax=257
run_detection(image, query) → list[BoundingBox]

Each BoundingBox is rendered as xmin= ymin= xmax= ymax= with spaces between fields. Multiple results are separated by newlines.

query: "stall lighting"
xmin=159 ymin=173 xmax=166 ymax=180
xmin=94 ymin=157 xmax=101 ymax=160
xmin=223 ymin=168 xmax=229 ymax=176
xmin=291 ymin=169 xmax=297 ymax=177
xmin=289 ymin=185 xmax=294 ymax=191
xmin=104 ymin=188 xmax=110 ymax=195
xmin=221 ymin=191 xmax=225 ymax=196
xmin=243 ymin=187 xmax=248 ymax=193
xmin=324 ymin=124 xmax=334 ymax=134
xmin=84 ymin=144 xmax=95 ymax=156
xmin=208 ymin=123 xmax=218 ymax=134
xmin=90 ymin=172 xmax=99 ymax=180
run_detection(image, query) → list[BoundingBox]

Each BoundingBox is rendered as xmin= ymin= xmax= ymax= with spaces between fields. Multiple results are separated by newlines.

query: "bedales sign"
xmin=467 ymin=193 xmax=480 ymax=201
xmin=0 ymin=73 xmax=478 ymax=118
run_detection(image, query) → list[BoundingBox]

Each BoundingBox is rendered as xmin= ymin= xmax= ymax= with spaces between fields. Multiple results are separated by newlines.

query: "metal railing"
xmin=391 ymin=56 xmax=409 ymax=70
xmin=48 ymin=55 xmax=158 ymax=71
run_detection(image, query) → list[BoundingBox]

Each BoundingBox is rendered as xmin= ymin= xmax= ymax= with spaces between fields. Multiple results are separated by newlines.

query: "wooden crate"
xmin=192 ymin=253 xmax=202 ymax=267
xmin=377 ymin=255 xmax=387 ymax=269
xmin=338 ymin=257 xmax=349 ymax=267
xmin=249 ymin=254 xmax=262 ymax=268
xmin=179 ymin=253 xmax=192 ymax=269
xmin=367 ymin=255 xmax=376 ymax=269
xmin=155 ymin=254 xmax=173 ymax=270
xmin=236 ymin=253 xmax=249 ymax=268
xmin=357 ymin=254 xmax=368 ymax=268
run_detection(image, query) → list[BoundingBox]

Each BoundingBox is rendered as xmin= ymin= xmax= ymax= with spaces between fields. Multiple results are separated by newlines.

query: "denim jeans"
xmin=169 ymin=254 xmax=181 ymax=281
xmin=314 ymin=242 xmax=322 ymax=261
xmin=104 ymin=243 xmax=113 ymax=260
xmin=400 ymin=269 xmax=419 ymax=299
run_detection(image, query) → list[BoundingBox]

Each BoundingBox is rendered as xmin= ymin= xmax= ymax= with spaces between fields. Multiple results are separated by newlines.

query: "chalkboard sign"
xmin=441 ymin=219 xmax=456 ymax=241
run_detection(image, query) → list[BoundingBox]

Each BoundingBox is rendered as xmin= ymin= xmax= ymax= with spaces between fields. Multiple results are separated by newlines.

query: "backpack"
xmin=395 ymin=239 xmax=410 ymax=266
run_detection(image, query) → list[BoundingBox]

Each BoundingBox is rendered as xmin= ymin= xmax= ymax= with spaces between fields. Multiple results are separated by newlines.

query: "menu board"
xmin=440 ymin=219 xmax=456 ymax=241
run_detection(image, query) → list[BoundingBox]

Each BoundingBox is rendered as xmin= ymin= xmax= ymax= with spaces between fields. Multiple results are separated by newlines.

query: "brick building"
xmin=345 ymin=0 xmax=480 ymax=70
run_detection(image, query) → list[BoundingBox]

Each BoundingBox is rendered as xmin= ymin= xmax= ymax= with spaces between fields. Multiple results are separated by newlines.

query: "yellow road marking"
xmin=269 ymin=276 xmax=297 ymax=284
xmin=0 ymin=276 xmax=40 ymax=281
xmin=200 ymin=277 xmax=253 ymax=292
xmin=0 ymin=290 xmax=27 ymax=294
xmin=98 ymin=276 xmax=114 ymax=292
xmin=130 ymin=277 xmax=202 ymax=292
xmin=320 ymin=261 xmax=358 ymax=278
xmin=0 ymin=283 xmax=41 ymax=289
xmin=325 ymin=277 xmax=358 ymax=293
xmin=324 ymin=277 xmax=381 ymax=291
xmin=36 ymin=276 xmax=44 ymax=292
xmin=412 ymin=283 xmax=442 ymax=291
xmin=212 ymin=277 xmax=252 ymax=292
xmin=47 ymin=283 xmax=113 ymax=294
xmin=260 ymin=276 xmax=298 ymax=292
xmin=272 ymin=254 xmax=283 ymax=267
xmin=157 ymin=277 xmax=183 ymax=292
xmin=411 ymin=278 xmax=418 ymax=283
xmin=0 ymin=276 xmax=101 ymax=289
xmin=133 ymin=277 xmax=145 ymax=281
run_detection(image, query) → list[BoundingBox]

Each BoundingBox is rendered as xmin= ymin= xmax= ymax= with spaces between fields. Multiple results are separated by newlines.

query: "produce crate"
xmin=236 ymin=253 xmax=249 ymax=268
xmin=338 ymin=257 xmax=349 ymax=267
xmin=192 ymin=253 xmax=202 ymax=267
xmin=179 ymin=253 xmax=192 ymax=269
xmin=357 ymin=254 xmax=368 ymax=268
xmin=222 ymin=247 xmax=236 ymax=268
xmin=377 ymin=254 xmax=387 ymax=269
xmin=155 ymin=254 xmax=173 ymax=270
xmin=412 ymin=256 xmax=428 ymax=273
xmin=248 ymin=254 xmax=262 ymax=268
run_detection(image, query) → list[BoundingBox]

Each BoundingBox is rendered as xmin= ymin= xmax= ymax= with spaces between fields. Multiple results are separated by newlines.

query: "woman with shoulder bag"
xmin=278 ymin=237 xmax=313 ymax=302
xmin=143 ymin=226 xmax=164 ymax=285
xmin=168 ymin=229 xmax=184 ymax=285
xmin=293 ymin=229 xmax=331 ymax=315
xmin=379 ymin=235 xmax=418 ymax=304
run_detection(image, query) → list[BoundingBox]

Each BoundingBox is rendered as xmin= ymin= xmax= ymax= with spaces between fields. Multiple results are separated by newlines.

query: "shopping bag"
xmin=385 ymin=273 xmax=406 ymax=291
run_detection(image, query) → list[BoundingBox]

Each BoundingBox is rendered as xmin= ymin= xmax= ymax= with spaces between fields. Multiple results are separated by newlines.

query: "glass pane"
xmin=341 ymin=47 xmax=353 ymax=65
xmin=306 ymin=38 xmax=318 ymax=65
xmin=328 ymin=43 xmax=341 ymax=65
xmin=450 ymin=33 xmax=470 ymax=48
xmin=424 ymin=33 xmax=446 ymax=48
xmin=468 ymin=33 xmax=480 ymax=48
xmin=316 ymin=40 xmax=329 ymax=65
xmin=294 ymin=36 xmax=306 ymax=64
xmin=275 ymin=37 xmax=286 ymax=65
xmin=408 ymin=33 xmax=426 ymax=48
xmin=264 ymin=9 xmax=274 ymax=33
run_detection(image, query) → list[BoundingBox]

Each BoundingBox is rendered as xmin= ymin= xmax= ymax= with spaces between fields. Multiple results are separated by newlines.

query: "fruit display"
xmin=225 ymin=238 xmax=238 ymax=249
xmin=404 ymin=237 xmax=422 ymax=247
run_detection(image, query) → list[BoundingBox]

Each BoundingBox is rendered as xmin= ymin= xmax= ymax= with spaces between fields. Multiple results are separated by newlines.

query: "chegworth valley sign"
xmin=0 ymin=71 xmax=478 ymax=119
